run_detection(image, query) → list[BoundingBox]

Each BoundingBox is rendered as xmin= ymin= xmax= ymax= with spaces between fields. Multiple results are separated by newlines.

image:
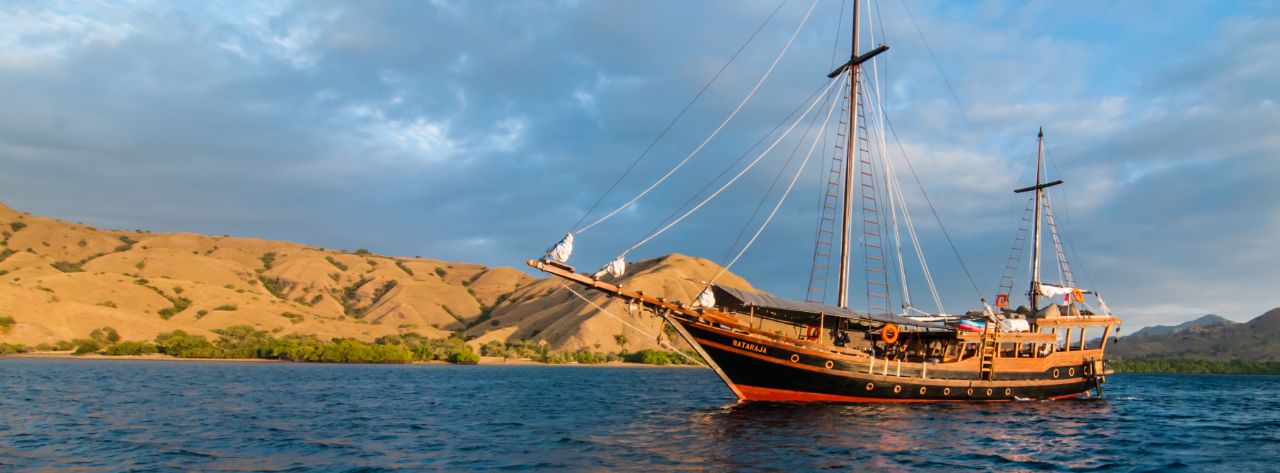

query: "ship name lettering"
xmin=732 ymin=339 xmax=767 ymax=354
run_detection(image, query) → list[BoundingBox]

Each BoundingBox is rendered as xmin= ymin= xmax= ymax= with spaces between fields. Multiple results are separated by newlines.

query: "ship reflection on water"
xmin=692 ymin=399 xmax=1114 ymax=471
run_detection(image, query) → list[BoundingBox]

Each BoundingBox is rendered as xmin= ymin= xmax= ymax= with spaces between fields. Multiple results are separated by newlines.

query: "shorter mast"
xmin=1012 ymin=128 xmax=1062 ymax=310
xmin=1030 ymin=128 xmax=1044 ymax=310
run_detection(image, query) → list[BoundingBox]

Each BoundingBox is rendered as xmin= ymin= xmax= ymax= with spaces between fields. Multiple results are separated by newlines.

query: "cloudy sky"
xmin=2 ymin=0 xmax=1277 ymax=330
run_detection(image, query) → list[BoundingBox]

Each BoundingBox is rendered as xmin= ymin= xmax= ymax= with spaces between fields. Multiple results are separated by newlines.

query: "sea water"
xmin=1 ymin=359 xmax=1276 ymax=471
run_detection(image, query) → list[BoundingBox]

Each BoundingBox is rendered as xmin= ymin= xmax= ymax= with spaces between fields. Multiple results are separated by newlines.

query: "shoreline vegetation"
xmin=4 ymin=337 xmax=1278 ymax=374
xmin=1108 ymin=358 xmax=1280 ymax=375
xmin=0 ymin=324 xmax=699 ymax=367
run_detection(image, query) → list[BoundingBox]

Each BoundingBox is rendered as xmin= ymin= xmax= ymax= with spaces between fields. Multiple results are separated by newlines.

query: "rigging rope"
xmin=645 ymin=79 xmax=837 ymax=253
xmin=707 ymin=73 xmax=849 ymax=286
xmin=575 ymin=0 xmax=820 ymax=235
xmin=858 ymin=16 xmax=913 ymax=312
xmin=898 ymin=0 xmax=969 ymax=124
xmin=1044 ymin=145 xmax=1099 ymax=290
xmin=571 ymin=0 xmax=790 ymax=231
xmin=556 ymin=281 xmax=705 ymax=366
xmin=621 ymin=76 xmax=842 ymax=256
xmin=882 ymin=113 xmax=985 ymax=301
xmin=721 ymin=80 xmax=836 ymax=272
xmin=990 ymin=135 xmax=1039 ymax=299
xmin=861 ymin=73 xmax=945 ymax=313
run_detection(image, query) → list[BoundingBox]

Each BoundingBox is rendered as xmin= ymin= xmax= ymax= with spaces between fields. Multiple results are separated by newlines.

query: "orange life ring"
xmin=881 ymin=324 xmax=900 ymax=344
xmin=994 ymin=294 xmax=1009 ymax=308
xmin=1072 ymin=288 xmax=1085 ymax=303
xmin=805 ymin=326 xmax=820 ymax=340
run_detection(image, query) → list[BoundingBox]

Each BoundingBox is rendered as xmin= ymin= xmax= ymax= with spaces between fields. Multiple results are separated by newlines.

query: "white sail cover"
xmin=998 ymin=319 xmax=1031 ymax=332
xmin=593 ymin=256 xmax=625 ymax=279
xmin=1037 ymin=283 xmax=1081 ymax=304
xmin=546 ymin=233 xmax=574 ymax=263
xmin=694 ymin=287 xmax=716 ymax=308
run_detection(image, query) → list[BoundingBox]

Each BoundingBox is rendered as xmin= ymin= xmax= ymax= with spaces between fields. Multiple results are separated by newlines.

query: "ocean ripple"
xmin=0 ymin=359 xmax=1276 ymax=471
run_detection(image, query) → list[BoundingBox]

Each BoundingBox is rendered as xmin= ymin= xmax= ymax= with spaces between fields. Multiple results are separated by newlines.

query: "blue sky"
xmin=1 ymin=0 xmax=1277 ymax=330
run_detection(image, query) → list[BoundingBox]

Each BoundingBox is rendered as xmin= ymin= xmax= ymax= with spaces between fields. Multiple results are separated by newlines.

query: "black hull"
xmin=680 ymin=320 xmax=1098 ymax=402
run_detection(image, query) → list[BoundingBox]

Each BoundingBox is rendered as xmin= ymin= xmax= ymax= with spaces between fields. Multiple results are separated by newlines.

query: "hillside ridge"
xmin=0 ymin=202 xmax=535 ymax=346
xmin=1110 ymin=308 xmax=1280 ymax=362
xmin=0 ymin=202 xmax=750 ymax=355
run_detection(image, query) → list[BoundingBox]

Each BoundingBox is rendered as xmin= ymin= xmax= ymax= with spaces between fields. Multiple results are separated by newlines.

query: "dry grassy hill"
xmin=0 ymin=202 xmax=534 ymax=346
xmin=465 ymin=253 xmax=756 ymax=353
xmin=0 ymin=202 xmax=758 ymax=355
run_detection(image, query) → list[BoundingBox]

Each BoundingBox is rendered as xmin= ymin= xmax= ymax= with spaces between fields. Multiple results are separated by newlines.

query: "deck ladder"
xmin=979 ymin=328 xmax=999 ymax=381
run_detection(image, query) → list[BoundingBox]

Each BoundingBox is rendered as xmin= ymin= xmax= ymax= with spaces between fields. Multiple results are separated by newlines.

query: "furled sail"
xmin=694 ymin=288 xmax=716 ymax=308
xmin=546 ymin=233 xmax=574 ymax=263
xmin=593 ymin=256 xmax=626 ymax=278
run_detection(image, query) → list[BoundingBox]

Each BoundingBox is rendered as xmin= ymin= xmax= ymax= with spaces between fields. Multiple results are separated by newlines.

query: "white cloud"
xmin=0 ymin=6 xmax=133 ymax=66
xmin=346 ymin=105 xmax=459 ymax=161
xmin=488 ymin=117 xmax=526 ymax=153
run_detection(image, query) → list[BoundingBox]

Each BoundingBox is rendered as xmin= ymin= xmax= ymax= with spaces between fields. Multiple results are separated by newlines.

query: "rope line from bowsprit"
xmin=555 ymin=281 xmax=706 ymax=367
xmin=574 ymin=0 xmax=821 ymax=235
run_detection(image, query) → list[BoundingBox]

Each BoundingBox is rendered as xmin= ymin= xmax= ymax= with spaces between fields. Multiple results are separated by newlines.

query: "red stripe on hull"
xmin=736 ymin=385 xmax=1083 ymax=403
xmin=736 ymin=385 xmax=989 ymax=403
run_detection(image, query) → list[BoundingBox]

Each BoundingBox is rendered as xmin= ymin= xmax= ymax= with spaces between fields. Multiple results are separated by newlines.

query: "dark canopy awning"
xmin=711 ymin=285 xmax=950 ymax=331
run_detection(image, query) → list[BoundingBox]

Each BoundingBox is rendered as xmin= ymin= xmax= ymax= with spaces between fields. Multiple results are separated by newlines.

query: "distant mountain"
xmin=1125 ymin=314 xmax=1236 ymax=338
xmin=1109 ymin=309 xmax=1280 ymax=362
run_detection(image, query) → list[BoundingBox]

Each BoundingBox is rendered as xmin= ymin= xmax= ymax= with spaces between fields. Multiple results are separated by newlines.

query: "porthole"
xmin=789 ymin=354 xmax=800 ymax=363
xmin=943 ymin=387 xmax=951 ymax=396
xmin=866 ymin=382 xmax=875 ymax=391
xmin=966 ymin=388 xmax=974 ymax=396
xmin=985 ymin=388 xmax=993 ymax=396
xmin=919 ymin=387 xmax=927 ymax=395
xmin=1004 ymin=388 xmax=1012 ymax=396
xmin=893 ymin=385 xmax=902 ymax=394
xmin=1053 ymin=368 xmax=1060 ymax=378
xmin=1083 ymin=365 xmax=1092 ymax=375
xmin=1069 ymin=367 xmax=1076 ymax=377
xmin=824 ymin=360 xmax=834 ymax=369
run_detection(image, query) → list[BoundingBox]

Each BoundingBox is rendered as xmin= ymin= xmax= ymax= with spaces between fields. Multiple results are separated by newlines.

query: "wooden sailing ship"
xmin=529 ymin=2 xmax=1120 ymax=402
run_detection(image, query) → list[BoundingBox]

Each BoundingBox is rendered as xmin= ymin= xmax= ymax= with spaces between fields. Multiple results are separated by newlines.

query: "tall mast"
xmin=1029 ymin=128 xmax=1044 ymax=310
xmin=836 ymin=0 xmax=861 ymax=309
